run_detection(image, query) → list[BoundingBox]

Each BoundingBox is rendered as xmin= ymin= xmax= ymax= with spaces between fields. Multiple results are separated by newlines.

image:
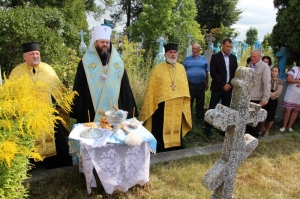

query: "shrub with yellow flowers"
xmin=0 ymin=76 xmax=76 ymax=198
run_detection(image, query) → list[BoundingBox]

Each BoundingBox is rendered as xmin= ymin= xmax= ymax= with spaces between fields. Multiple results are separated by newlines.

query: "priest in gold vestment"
xmin=139 ymin=43 xmax=192 ymax=152
xmin=9 ymin=42 xmax=73 ymax=169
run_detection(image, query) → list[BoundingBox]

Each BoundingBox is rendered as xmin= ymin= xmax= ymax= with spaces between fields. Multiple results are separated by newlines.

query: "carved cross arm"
xmin=247 ymin=102 xmax=267 ymax=127
xmin=204 ymin=104 xmax=239 ymax=132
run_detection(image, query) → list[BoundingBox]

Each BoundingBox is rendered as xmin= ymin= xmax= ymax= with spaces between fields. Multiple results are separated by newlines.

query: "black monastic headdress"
xmin=22 ymin=42 xmax=40 ymax=53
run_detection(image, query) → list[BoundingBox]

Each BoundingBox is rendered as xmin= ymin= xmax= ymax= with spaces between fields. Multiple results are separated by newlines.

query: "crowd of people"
xmin=7 ymin=26 xmax=300 ymax=166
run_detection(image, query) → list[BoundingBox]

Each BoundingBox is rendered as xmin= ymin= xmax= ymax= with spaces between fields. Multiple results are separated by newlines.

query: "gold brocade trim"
xmin=163 ymin=98 xmax=183 ymax=148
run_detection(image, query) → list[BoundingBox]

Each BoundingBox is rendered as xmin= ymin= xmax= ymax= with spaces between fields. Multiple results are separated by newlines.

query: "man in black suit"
xmin=205 ymin=38 xmax=238 ymax=139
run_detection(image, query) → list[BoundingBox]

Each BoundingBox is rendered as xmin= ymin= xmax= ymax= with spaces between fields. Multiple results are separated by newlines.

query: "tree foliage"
xmin=0 ymin=6 xmax=78 ymax=74
xmin=271 ymin=0 xmax=300 ymax=64
xmin=195 ymin=0 xmax=242 ymax=32
xmin=244 ymin=27 xmax=258 ymax=46
xmin=262 ymin=33 xmax=272 ymax=55
xmin=129 ymin=0 xmax=204 ymax=59
xmin=0 ymin=0 xmax=89 ymax=30
xmin=110 ymin=0 xmax=143 ymax=28
xmin=210 ymin=24 xmax=239 ymax=46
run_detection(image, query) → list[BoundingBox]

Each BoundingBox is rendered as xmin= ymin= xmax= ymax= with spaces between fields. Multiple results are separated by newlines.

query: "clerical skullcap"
xmin=89 ymin=26 xmax=112 ymax=48
xmin=164 ymin=43 xmax=178 ymax=52
xmin=22 ymin=42 xmax=40 ymax=53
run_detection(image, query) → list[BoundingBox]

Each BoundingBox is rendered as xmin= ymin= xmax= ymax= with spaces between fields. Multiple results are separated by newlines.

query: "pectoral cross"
xmin=171 ymin=82 xmax=176 ymax=91
xmin=202 ymin=67 xmax=267 ymax=199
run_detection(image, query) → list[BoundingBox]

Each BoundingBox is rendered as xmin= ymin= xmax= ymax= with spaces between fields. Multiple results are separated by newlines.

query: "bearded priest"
xmin=70 ymin=26 xmax=138 ymax=123
xmin=139 ymin=43 xmax=192 ymax=153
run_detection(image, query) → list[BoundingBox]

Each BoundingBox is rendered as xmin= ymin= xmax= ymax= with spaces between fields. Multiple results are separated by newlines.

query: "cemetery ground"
xmin=26 ymin=119 xmax=300 ymax=199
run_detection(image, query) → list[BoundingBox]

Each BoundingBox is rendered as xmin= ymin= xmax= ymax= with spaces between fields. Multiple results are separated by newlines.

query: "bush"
xmin=0 ymin=76 xmax=75 ymax=198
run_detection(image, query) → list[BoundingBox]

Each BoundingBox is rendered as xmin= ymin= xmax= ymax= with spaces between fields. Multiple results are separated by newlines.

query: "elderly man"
xmin=70 ymin=26 xmax=138 ymax=123
xmin=249 ymin=50 xmax=271 ymax=106
xmin=246 ymin=50 xmax=271 ymax=137
xmin=139 ymin=43 xmax=192 ymax=153
xmin=183 ymin=43 xmax=209 ymax=123
xmin=10 ymin=42 xmax=73 ymax=169
xmin=204 ymin=38 xmax=238 ymax=140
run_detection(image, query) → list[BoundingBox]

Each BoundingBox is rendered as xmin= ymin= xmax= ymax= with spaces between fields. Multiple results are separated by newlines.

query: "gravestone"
xmin=153 ymin=36 xmax=166 ymax=66
xmin=78 ymin=30 xmax=87 ymax=55
xmin=184 ymin=33 xmax=193 ymax=58
xmin=204 ymin=33 xmax=215 ymax=64
xmin=202 ymin=67 xmax=267 ymax=199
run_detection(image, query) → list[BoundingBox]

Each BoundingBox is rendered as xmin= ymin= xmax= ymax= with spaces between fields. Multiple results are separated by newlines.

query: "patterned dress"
xmin=282 ymin=66 xmax=300 ymax=110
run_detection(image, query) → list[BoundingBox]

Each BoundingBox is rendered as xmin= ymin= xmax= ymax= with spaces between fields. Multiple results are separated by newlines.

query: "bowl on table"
xmin=105 ymin=110 xmax=128 ymax=134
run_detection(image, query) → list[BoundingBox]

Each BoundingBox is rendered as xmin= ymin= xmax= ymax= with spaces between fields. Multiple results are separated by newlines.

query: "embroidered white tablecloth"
xmin=79 ymin=142 xmax=150 ymax=194
xmin=68 ymin=122 xmax=156 ymax=194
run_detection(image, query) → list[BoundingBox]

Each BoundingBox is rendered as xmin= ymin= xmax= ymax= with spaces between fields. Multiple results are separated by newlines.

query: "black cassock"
xmin=70 ymin=60 xmax=138 ymax=123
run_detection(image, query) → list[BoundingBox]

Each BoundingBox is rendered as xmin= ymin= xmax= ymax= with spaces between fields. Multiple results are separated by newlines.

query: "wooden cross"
xmin=156 ymin=36 xmax=166 ymax=53
xmin=202 ymin=67 xmax=267 ymax=199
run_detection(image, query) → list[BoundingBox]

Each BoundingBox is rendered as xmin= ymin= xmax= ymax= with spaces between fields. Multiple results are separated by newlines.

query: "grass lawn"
xmin=27 ymin=132 xmax=300 ymax=199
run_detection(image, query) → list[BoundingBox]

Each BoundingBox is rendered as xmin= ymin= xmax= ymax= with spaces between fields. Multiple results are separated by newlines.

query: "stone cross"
xmin=276 ymin=47 xmax=291 ymax=80
xmin=153 ymin=36 xmax=167 ymax=66
xmin=78 ymin=30 xmax=86 ymax=44
xmin=202 ymin=67 xmax=267 ymax=199
xmin=206 ymin=33 xmax=215 ymax=50
xmin=184 ymin=33 xmax=193 ymax=58
xmin=156 ymin=36 xmax=166 ymax=53
xmin=78 ymin=30 xmax=87 ymax=55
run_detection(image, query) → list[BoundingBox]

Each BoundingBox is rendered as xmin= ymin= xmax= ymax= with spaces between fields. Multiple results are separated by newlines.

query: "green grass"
xmin=27 ymin=133 xmax=300 ymax=199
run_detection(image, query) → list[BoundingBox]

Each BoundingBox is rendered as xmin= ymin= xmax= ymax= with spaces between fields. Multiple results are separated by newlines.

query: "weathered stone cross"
xmin=202 ymin=67 xmax=267 ymax=199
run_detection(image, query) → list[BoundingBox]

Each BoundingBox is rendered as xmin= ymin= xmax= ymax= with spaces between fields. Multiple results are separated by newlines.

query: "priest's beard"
xmin=96 ymin=46 xmax=110 ymax=58
xmin=96 ymin=46 xmax=110 ymax=65
xmin=165 ymin=55 xmax=178 ymax=64
xmin=32 ymin=58 xmax=40 ymax=65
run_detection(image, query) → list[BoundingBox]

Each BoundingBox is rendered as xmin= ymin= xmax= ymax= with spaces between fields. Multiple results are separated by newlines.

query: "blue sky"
xmin=87 ymin=0 xmax=278 ymax=42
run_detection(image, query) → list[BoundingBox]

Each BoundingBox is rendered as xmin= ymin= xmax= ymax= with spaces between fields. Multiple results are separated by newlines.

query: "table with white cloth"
xmin=68 ymin=122 xmax=157 ymax=195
